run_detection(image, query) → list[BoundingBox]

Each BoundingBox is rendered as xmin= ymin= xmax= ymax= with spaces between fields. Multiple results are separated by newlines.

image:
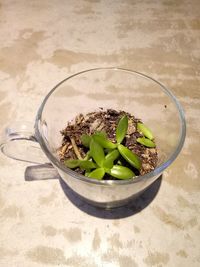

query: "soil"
xmin=58 ymin=108 xmax=158 ymax=178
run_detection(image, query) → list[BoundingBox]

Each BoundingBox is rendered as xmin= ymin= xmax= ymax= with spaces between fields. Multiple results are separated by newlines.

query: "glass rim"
xmin=35 ymin=67 xmax=186 ymax=185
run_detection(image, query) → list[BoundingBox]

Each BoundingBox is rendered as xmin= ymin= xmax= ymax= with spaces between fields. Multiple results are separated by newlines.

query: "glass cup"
xmin=0 ymin=68 xmax=186 ymax=208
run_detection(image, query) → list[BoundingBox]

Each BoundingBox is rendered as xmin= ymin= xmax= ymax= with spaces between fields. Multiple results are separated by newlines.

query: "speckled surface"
xmin=0 ymin=1 xmax=200 ymax=266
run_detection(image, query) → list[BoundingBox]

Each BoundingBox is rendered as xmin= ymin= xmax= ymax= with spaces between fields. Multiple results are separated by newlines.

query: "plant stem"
xmin=70 ymin=137 xmax=82 ymax=160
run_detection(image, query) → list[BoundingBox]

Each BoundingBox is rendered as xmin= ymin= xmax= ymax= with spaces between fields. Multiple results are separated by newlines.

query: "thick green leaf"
xmin=116 ymin=115 xmax=128 ymax=144
xmin=94 ymin=131 xmax=107 ymax=138
xmin=105 ymin=148 xmax=113 ymax=154
xmin=93 ymin=134 xmax=117 ymax=149
xmin=87 ymin=168 xmax=105 ymax=180
xmin=118 ymin=144 xmax=141 ymax=170
xmin=64 ymin=159 xmax=80 ymax=168
xmin=79 ymin=160 xmax=97 ymax=170
xmin=137 ymin=122 xmax=154 ymax=140
xmin=81 ymin=134 xmax=91 ymax=147
xmin=109 ymin=165 xmax=135 ymax=179
xmin=103 ymin=149 xmax=120 ymax=169
xmin=90 ymin=139 xmax=105 ymax=167
xmin=105 ymin=149 xmax=120 ymax=162
xmin=136 ymin=137 xmax=156 ymax=148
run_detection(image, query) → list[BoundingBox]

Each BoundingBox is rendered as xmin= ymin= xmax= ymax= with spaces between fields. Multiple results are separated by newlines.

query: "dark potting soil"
xmin=58 ymin=109 xmax=158 ymax=178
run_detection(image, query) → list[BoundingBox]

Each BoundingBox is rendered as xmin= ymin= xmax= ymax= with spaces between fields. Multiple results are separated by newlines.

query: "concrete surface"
xmin=0 ymin=1 xmax=200 ymax=266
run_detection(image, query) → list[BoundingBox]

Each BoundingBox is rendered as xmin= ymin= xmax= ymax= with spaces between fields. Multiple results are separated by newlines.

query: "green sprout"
xmin=64 ymin=115 xmax=155 ymax=180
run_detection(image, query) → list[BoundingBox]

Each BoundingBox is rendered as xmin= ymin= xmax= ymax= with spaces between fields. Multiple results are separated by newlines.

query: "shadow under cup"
xmin=35 ymin=68 xmax=186 ymax=208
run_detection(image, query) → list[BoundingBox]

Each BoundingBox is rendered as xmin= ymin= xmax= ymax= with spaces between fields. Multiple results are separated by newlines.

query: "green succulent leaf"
xmin=93 ymin=134 xmax=117 ymax=149
xmin=64 ymin=159 xmax=80 ymax=169
xmin=109 ymin=165 xmax=135 ymax=179
xmin=136 ymin=137 xmax=156 ymax=148
xmin=81 ymin=134 xmax=91 ymax=147
xmin=87 ymin=168 xmax=105 ymax=180
xmin=137 ymin=122 xmax=154 ymax=140
xmin=118 ymin=144 xmax=141 ymax=170
xmin=116 ymin=115 xmax=128 ymax=144
xmin=90 ymin=139 xmax=105 ymax=167
xmin=94 ymin=131 xmax=107 ymax=138
xmin=79 ymin=160 xmax=97 ymax=170
xmin=103 ymin=149 xmax=120 ymax=169
xmin=105 ymin=148 xmax=113 ymax=154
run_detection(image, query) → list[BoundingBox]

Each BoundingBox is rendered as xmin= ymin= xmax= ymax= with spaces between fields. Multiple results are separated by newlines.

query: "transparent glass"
xmin=0 ymin=68 xmax=186 ymax=208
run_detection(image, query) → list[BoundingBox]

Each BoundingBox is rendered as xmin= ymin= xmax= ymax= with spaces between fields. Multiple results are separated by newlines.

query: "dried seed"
xmin=61 ymin=144 xmax=68 ymax=155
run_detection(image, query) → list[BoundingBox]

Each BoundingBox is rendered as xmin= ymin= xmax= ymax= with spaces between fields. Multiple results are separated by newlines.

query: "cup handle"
xmin=0 ymin=122 xmax=48 ymax=164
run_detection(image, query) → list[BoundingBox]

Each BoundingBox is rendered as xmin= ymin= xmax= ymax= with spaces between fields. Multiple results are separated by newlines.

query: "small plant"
xmin=64 ymin=115 xmax=156 ymax=180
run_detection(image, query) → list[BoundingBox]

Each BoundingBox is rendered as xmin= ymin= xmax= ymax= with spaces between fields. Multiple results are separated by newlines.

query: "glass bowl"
xmin=35 ymin=68 xmax=186 ymax=208
xmin=1 ymin=68 xmax=186 ymax=208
